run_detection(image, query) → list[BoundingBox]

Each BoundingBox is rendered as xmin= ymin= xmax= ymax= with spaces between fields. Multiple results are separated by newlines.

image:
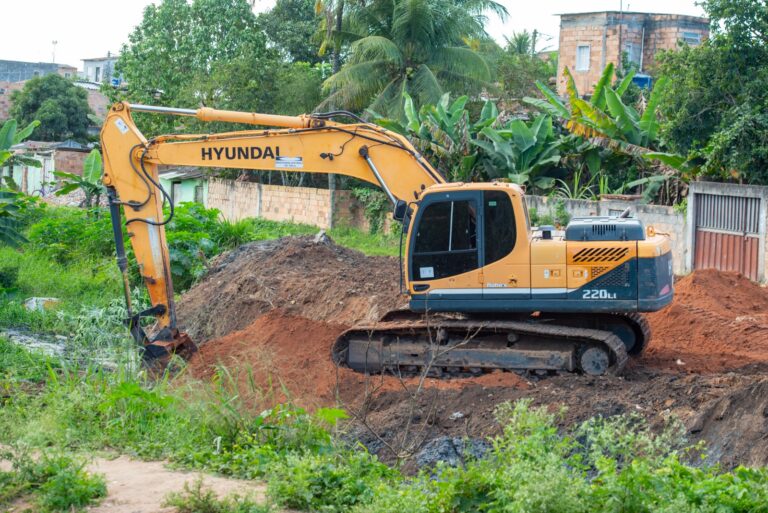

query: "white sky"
xmin=2 ymin=0 xmax=705 ymax=71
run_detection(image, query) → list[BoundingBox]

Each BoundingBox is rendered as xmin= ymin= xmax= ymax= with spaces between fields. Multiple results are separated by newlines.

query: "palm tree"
xmin=506 ymin=30 xmax=533 ymax=56
xmin=320 ymin=0 xmax=507 ymax=119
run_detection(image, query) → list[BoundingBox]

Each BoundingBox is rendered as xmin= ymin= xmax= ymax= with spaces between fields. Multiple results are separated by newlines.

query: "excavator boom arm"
xmin=100 ymin=102 xmax=443 ymax=354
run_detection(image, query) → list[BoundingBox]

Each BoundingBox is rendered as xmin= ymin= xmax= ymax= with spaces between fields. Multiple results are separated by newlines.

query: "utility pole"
xmin=618 ymin=0 xmax=623 ymax=71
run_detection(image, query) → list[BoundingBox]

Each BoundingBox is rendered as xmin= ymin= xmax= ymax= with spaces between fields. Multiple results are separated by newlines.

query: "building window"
xmin=625 ymin=42 xmax=642 ymax=67
xmin=576 ymin=45 xmax=590 ymax=71
xmin=682 ymin=31 xmax=702 ymax=45
xmin=95 ymin=66 xmax=101 ymax=82
xmin=64 ymin=72 xmax=71 ymax=78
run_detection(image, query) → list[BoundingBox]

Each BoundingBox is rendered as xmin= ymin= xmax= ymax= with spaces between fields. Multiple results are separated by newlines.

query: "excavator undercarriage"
xmin=333 ymin=312 xmax=650 ymax=376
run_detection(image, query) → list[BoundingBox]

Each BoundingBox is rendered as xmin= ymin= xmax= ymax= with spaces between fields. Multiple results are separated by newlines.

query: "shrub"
xmin=164 ymin=479 xmax=270 ymax=513
xmin=26 ymin=207 xmax=113 ymax=264
xmin=267 ymin=450 xmax=394 ymax=512
xmin=2 ymin=448 xmax=106 ymax=512
xmin=0 ymin=261 xmax=19 ymax=291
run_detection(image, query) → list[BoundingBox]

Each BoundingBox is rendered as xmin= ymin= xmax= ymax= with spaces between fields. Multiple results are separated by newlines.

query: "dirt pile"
xmin=644 ymin=270 xmax=768 ymax=372
xmin=177 ymin=236 xmax=404 ymax=343
xmin=178 ymin=237 xmax=768 ymax=467
xmin=187 ymin=309 xmax=529 ymax=409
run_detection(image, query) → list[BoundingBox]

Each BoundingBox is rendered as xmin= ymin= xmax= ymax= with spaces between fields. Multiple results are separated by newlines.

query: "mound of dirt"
xmin=177 ymin=236 xmax=404 ymax=343
xmin=178 ymin=236 xmax=768 ymax=468
xmin=187 ymin=309 xmax=530 ymax=409
xmin=644 ymin=270 xmax=768 ymax=373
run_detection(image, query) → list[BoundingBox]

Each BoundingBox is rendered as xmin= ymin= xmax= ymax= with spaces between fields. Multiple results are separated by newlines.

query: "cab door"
xmin=481 ymin=190 xmax=531 ymax=300
xmin=408 ymin=191 xmax=484 ymax=300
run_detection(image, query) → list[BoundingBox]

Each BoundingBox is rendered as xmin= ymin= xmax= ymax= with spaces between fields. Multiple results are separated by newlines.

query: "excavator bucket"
xmin=142 ymin=332 xmax=197 ymax=361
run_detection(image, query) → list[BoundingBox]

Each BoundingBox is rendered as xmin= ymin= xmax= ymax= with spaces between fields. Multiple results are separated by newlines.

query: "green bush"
xmin=27 ymin=207 xmax=114 ymax=264
xmin=0 ymin=261 xmax=19 ymax=291
xmin=267 ymin=450 xmax=394 ymax=512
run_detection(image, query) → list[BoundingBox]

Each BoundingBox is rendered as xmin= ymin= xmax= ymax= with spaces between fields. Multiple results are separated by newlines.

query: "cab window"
xmin=484 ymin=191 xmax=516 ymax=265
xmin=413 ymin=200 xmax=479 ymax=280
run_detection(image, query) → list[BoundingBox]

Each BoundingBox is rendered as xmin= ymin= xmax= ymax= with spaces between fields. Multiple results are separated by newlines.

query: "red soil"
xmin=187 ymin=310 xmax=530 ymax=409
xmin=643 ymin=270 xmax=768 ymax=373
xmin=181 ymin=237 xmax=768 ymax=409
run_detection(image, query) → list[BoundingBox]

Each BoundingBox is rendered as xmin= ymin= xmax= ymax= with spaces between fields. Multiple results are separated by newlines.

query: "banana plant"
xmin=471 ymin=114 xmax=561 ymax=191
xmin=54 ymin=149 xmax=106 ymax=208
xmin=523 ymin=64 xmax=669 ymax=152
xmin=0 ymin=119 xmax=42 ymax=189
xmin=0 ymin=190 xmax=27 ymax=246
xmin=0 ymin=119 xmax=40 ymax=246
xmin=373 ymin=92 xmax=499 ymax=181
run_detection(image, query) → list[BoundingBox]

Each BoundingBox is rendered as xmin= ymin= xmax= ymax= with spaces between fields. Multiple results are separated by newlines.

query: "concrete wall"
xmin=207 ymin=178 xmax=379 ymax=232
xmin=526 ymin=195 xmax=689 ymax=275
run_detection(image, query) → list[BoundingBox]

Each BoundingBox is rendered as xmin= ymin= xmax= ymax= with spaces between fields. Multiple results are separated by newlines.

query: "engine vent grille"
xmin=573 ymin=247 xmax=629 ymax=263
xmin=592 ymin=263 xmax=631 ymax=287
xmin=591 ymin=266 xmax=610 ymax=278
xmin=592 ymin=224 xmax=617 ymax=236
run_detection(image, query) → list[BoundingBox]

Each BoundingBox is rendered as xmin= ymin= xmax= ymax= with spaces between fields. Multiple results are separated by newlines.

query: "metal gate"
xmin=693 ymin=193 xmax=761 ymax=281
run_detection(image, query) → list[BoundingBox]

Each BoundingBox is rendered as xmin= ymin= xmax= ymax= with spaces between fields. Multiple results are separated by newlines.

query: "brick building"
xmin=557 ymin=11 xmax=709 ymax=95
xmin=1 ymin=140 xmax=89 ymax=196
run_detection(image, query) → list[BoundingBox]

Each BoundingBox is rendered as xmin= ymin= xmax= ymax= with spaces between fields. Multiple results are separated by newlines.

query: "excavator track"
xmin=332 ymin=314 xmax=630 ymax=377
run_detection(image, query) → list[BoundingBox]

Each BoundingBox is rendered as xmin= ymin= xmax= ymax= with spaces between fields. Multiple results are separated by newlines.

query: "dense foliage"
xmin=657 ymin=0 xmax=768 ymax=184
xmin=0 ymin=118 xmax=40 ymax=246
xmin=10 ymin=75 xmax=91 ymax=142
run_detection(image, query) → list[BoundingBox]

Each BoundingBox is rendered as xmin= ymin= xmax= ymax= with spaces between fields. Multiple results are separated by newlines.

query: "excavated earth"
xmin=179 ymin=236 xmax=768 ymax=469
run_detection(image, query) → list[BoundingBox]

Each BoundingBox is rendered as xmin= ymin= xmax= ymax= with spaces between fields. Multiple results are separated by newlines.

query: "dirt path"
xmin=2 ymin=455 xmax=267 ymax=513
xmin=88 ymin=456 xmax=266 ymax=513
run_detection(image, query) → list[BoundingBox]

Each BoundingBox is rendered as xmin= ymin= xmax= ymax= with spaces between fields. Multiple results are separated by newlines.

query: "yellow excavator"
xmin=101 ymin=102 xmax=673 ymax=376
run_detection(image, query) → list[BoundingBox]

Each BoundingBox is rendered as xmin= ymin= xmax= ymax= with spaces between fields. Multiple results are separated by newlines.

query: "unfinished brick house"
xmin=1 ymin=140 xmax=89 ymax=196
xmin=557 ymin=11 xmax=710 ymax=96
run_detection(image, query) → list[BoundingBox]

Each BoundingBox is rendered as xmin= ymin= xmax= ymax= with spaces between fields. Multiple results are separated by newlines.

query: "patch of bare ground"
xmin=1 ymin=455 xmax=267 ymax=513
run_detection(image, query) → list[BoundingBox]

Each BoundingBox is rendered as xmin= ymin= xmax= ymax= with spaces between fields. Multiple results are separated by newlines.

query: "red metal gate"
xmin=693 ymin=193 xmax=761 ymax=281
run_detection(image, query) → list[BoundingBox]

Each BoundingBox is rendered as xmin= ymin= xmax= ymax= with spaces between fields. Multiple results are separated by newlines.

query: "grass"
xmin=215 ymin=216 xmax=400 ymax=257
xmin=163 ymin=479 xmax=270 ymax=513
xmin=328 ymin=226 xmax=400 ymax=257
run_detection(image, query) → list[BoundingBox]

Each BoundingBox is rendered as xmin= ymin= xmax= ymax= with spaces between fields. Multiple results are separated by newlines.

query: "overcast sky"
xmin=2 ymin=0 xmax=706 ymax=70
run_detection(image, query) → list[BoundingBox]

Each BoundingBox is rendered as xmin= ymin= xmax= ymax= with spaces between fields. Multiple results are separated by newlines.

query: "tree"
xmin=320 ymin=0 xmax=508 ymax=119
xmin=10 ymin=75 xmax=91 ymax=141
xmin=657 ymin=0 xmax=768 ymax=184
xmin=115 ymin=0 xmax=278 ymax=131
xmin=257 ymin=0 xmax=323 ymax=64
xmin=496 ymin=32 xmax=556 ymax=102
xmin=54 ymin=150 xmax=106 ymax=208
